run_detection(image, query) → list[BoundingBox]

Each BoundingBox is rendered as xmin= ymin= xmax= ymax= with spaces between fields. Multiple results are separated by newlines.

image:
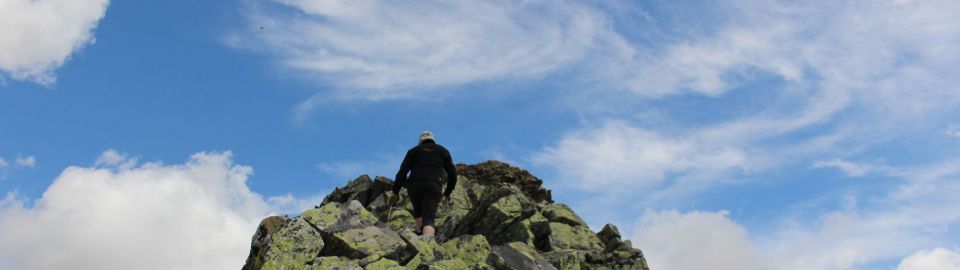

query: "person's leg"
xmin=422 ymin=224 xmax=435 ymax=236
xmin=420 ymin=183 xmax=443 ymax=237
xmin=407 ymin=184 xmax=425 ymax=234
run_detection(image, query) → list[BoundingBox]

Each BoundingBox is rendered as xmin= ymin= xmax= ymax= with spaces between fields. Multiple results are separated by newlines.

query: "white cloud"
xmin=236 ymin=0 xmax=619 ymax=100
xmin=898 ymin=248 xmax=960 ymax=270
xmin=15 ymin=155 xmax=36 ymax=168
xmin=533 ymin=121 xmax=746 ymax=191
xmin=768 ymin=158 xmax=960 ymax=270
xmin=812 ymin=159 xmax=872 ymax=177
xmin=0 ymin=0 xmax=110 ymax=84
xmin=95 ymin=149 xmax=136 ymax=169
xmin=0 ymin=157 xmax=7 ymax=180
xmin=535 ymin=0 xmax=960 ymax=199
xmin=946 ymin=123 xmax=960 ymax=138
xmin=632 ymin=210 xmax=770 ymax=270
xmin=0 ymin=151 xmax=290 ymax=270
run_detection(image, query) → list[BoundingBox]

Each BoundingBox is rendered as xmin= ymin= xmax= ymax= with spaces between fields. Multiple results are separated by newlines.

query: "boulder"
xmin=541 ymin=204 xmax=588 ymax=227
xmin=258 ymin=218 xmax=325 ymax=270
xmin=302 ymin=201 xmax=417 ymax=263
xmin=542 ymin=250 xmax=584 ymax=270
xmin=457 ymin=161 xmax=553 ymax=203
xmin=322 ymin=175 xmax=394 ymax=207
xmin=243 ymin=216 xmax=289 ymax=270
xmin=540 ymin=222 xmax=603 ymax=251
xmin=489 ymin=242 xmax=558 ymax=270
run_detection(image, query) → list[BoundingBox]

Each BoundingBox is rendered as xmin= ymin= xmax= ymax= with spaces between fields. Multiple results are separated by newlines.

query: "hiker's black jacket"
xmin=393 ymin=141 xmax=458 ymax=196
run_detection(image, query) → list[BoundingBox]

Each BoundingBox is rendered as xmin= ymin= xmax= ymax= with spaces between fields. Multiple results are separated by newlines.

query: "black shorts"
xmin=406 ymin=181 xmax=442 ymax=226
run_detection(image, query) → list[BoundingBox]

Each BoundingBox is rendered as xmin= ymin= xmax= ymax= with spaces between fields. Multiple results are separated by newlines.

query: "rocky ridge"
xmin=243 ymin=160 xmax=649 ymax=270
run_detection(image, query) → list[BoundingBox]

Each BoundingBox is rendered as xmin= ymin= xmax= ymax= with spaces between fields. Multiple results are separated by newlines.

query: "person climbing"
xmin=389 ymin=130 xmax=457 ymax=237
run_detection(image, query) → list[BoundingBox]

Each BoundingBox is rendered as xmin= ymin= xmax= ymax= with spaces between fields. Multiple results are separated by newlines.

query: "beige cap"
xmin=419 ymin=130 xmax=436 ymax=144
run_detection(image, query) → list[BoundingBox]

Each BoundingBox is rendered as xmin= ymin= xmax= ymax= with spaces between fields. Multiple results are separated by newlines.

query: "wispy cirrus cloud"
xmin=812 ymin=159 xmax=873 ymax=177
xmin=233 ymin=0 xmax=621 ymax=100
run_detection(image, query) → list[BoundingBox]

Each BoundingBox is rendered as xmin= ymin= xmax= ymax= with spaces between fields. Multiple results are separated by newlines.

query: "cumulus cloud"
xmin=812 ymin=159 xmax=872 ymax=177
xmin=0 ymin=0 xmax=110 ymax=84
xmin=533 ymin=121 xmax=746 ymax=191
xmin=898 ymin=248 xmax=960 ymax=270
xmin=0 ymin=150 xmax=307 ymax=270
xmin=632 ymin=210 xmax=769 ymax=270
xmin=15 ymin=155 xmax=36 ymax=168
xmin=235 ymin=0 xmax=619 ymax=99
xmin=772 ymin=158 xmax=960 ymax=270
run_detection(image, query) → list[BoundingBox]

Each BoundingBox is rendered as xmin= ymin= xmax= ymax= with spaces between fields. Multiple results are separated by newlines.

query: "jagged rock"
xmin=457 ymin=161 xmax=553 ymax=203
xmin=242 ymin=160 xmax=648 ymax=270
xmin=541 ymin=204 xmax=588 ymax=227
xmin=322 ymin=175 xmax=394 ymax=207
xmin=304 ymin=201 xmax=417 ymax=263
xmin=490 ymin=242 xmax=558 ymax=270
xmin=243 ymin=216 xmax=288 ymax=270
xmin=402 ymin=237 xmax=438 ymax=269
xmin=541 ymin=222 xmax=603 ymax=251
xmin=542 ymin=250 xmax=584 ymax=270
xmin=249 ymin=218 xmax=325 ymax=270
xmin=597 ymin=224 xmax=622 ymax=251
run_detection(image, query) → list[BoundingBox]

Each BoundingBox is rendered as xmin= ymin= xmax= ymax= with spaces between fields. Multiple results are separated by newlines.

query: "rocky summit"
xmin=242 ymin=160 xmax=649 ymax=270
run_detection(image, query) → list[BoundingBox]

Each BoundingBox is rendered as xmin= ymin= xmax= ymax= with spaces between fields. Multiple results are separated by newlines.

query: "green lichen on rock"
xmin=259 ymin=218 xmax=325 ymax=270
xmin=310 ymin=256 xmax=360 ymax=270
xmin=422 ymin=258 xmax=469 ymax=269
xmin=301 ymin=203 xmax=344 ymax=229
xmin=384 ymin=206 xmax=415 ymax=233
xmin=404 ymin=237 xmax=438 ymax=270
xmin=326 ymin=225 xmax=411 ymax=260
xmin=542 ymin=222 xmax=603 ymax=251
xmin=490 ymin=242 xmax=558 ymax=270
xmin=437 ymin=234 xmax=491 ymax=266
xmin=541 ymin=204 xmax=588 ymax=227
xmin=543 ymin=250 xmax=584 ymax=270
xmin=363 ymin=258 xmax=404 ymax=270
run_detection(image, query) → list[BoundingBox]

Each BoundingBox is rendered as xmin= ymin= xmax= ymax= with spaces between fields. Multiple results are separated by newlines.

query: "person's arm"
xmin=442 ymin=148 xmax=457 ymax=197
xmin=393 ymin=150 xmax=414 ymax=195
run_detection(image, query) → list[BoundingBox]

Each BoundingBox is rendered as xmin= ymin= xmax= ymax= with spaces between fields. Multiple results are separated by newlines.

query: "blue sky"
xmin=2 ymin=0 xmax=960 ymax=269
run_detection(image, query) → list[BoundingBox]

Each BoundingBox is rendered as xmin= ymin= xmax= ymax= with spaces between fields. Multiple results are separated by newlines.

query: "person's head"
xmin=419 ymin=130 xmax=436 ymax=144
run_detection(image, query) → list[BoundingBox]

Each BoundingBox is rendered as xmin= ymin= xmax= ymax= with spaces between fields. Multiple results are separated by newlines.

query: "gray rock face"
xmin=242 ymin=161 xmax=649 ymax=270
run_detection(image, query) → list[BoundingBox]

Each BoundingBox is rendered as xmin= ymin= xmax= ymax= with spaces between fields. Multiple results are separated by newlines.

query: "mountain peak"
xmin=242 ymin=161 xmax=649 ymax=270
